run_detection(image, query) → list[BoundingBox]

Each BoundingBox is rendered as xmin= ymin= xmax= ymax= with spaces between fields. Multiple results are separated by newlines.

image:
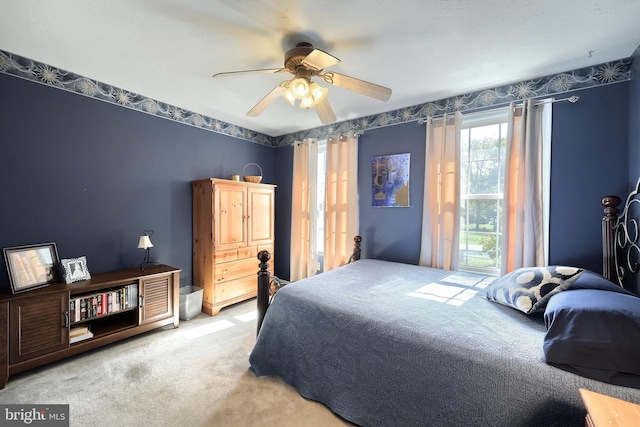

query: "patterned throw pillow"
xmin=485 ymin=266 xmax=584 ymax=314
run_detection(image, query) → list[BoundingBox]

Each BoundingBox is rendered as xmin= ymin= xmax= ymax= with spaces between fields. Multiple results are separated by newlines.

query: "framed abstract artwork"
xmin=372 ymin=153 xmax=410 ymax=207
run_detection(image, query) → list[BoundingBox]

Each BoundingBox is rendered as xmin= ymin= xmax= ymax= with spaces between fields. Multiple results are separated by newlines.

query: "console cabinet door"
xmin=9 ymin=291 xmax=69 ymax=364
xmin=139 ymin=275 xmax=173 ymax=325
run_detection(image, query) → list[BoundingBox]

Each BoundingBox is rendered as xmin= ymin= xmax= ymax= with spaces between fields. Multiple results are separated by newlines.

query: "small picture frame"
xmin=3 ymin=243 xmax=61 ymax=294
xmin=61 ymin=256 xmax=91 ymax=284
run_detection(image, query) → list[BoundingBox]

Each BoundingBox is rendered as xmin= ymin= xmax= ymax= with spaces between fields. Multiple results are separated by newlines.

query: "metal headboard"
xmin=602 ymin=178 xmax=640 ymax=288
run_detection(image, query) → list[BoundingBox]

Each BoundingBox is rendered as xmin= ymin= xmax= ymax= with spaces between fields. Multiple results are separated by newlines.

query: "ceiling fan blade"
xmin=321 ymin=72 xmax=392 ymax=102
xmin=314 ymin=98 xmax=337 ymax=124
xmin=302 ymin=49 xmax=340 ymax=71
xmin=246 ymin=81 xmax=288 ymax=117
xmin=213 ymin=68 xmax=287 ymax=78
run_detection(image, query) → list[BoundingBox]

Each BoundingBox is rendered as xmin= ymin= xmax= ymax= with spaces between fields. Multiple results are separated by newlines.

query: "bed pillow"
xmin=566 ymin=269 xmax=635 ymax=295
xmin=484 ymin=266 xmax=583 ymax=314
xmin=543 ymin=289 xmax=640 ymax=385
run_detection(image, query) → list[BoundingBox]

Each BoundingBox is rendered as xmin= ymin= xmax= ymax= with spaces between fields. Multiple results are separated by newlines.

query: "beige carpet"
xmin=0 ymin=300 xmax=354 ymax=427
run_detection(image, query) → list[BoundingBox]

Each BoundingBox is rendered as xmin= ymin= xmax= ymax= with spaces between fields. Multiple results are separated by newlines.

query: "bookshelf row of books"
xmin=69 ymin=284 xmax=138 ymax=322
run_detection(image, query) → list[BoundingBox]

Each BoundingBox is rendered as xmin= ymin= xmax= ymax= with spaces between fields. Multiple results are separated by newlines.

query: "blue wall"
xmin=357 ymin=122 xmax=426 ymax=264
xmin=0 ymin=73 xmax=274 ymax=293
xmin=273 ymin=83 xmax=631 ymax=279
xmin=273 ymin=146 xmax=293 ymax=279
xmin=361 ymin=84 xmax=630 ymax=272
xmin=549 ymin=84 xmax=629 ymax=270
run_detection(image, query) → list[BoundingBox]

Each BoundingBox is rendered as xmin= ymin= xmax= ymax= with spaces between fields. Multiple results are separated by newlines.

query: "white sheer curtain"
xmin=324 ymin=131 xmax=359 ymax=271
xmin=501 ymin=99 xmax=549 ymax=274
xmin=419 ymin=112 xmax=462 ymax=270
xmin=290 ymin=138 xmax=318 ymax=281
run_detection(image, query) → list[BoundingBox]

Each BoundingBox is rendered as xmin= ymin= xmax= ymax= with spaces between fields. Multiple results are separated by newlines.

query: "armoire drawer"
xmin=215 ymin=258 xmax=265 ymax=283
xmin=214 ymin=276 xmax=257 ymax=303
xmin=215 ymin=246 xmax=265 ymax=263
xmin=215 ymin=248 xmax=238 ymax=263
xmin=237 ymin=246 xmax=258 ymax=260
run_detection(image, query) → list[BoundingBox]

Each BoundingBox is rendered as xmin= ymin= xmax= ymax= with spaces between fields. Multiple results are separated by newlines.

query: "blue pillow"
xmin=484 ymin=266 xmax=584 ymax=314
xmin=544 ymin=289 xmax=640 ymax=386
xmin=567 ymin=269 xmax=635 ymax=295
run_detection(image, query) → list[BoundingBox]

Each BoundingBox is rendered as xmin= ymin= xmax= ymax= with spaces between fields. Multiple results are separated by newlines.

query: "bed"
xmin=249 ymin=186 xmax=640 ymax=426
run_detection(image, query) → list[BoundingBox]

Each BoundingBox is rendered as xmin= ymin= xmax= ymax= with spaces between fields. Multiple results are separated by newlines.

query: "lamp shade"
xmin=137 ymin=235 xmax=153 ymax=249
xmin=309 ymin=82 xmax=328 ymax=103
xmin=282 ymin=88 xmax=296 ymax=106
xmin=299 ymin=94 xmax=314 ymax=109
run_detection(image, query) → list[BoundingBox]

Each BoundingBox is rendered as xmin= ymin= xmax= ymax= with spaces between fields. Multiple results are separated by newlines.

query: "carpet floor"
xmin=0 ymin=300 xmax=353 ymax=427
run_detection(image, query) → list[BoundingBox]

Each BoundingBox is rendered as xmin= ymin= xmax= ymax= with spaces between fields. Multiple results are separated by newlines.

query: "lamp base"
xmin=140 ymin=261 xmax=160 ymax=271
xmin=140 ymin=249 xmax=159 ymax=271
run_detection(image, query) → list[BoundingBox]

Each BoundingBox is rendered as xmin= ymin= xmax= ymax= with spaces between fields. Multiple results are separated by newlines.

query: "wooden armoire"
xmin=192 ymin=178 xmax=275 ymax=315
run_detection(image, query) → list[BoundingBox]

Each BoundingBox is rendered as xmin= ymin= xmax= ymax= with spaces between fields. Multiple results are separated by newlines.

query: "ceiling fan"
xmin=212 ymin=42 xmax=392 ymax=124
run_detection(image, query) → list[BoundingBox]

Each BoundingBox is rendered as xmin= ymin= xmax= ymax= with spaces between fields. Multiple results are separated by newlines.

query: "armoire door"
xmin=214 ymin=184 xmax=247 ymax=250
xmin=247 ymin=186 xmax=275 ymax=247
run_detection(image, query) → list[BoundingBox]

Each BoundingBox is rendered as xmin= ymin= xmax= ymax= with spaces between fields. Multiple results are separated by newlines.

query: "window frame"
xmin=458 ymin=108 xmax=509 ymax=276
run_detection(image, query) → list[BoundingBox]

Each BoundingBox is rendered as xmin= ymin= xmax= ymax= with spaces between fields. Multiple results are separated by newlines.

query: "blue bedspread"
xmin=249 ymin=259 xmax=640 ymax=426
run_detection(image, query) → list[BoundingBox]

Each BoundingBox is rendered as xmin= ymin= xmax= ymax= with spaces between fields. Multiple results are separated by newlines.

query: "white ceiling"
xmin=2 ymin=0 xmax=640 ymax=137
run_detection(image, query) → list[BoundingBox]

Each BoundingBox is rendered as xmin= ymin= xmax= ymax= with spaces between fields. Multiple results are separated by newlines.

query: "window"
xmin=459 ymin=109 xmax=508 ymax=275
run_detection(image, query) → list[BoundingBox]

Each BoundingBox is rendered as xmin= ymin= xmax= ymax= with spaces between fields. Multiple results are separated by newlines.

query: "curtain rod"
xmin=417 ymin=95 xmax=580 ymax=124
xmin=291 ymin=130 xmax=364 ymax=145
xmin=515 ymin=95 xmax=580 ymax=112
xmin=534 ymin=95 xmax=580 ymax=105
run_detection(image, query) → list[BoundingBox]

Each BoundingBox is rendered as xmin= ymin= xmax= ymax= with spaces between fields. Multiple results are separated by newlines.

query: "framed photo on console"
xmin=61 ymin=256 xmax=91 ymax=284
xmin=3 ymin=242 xmax=61 ymax=294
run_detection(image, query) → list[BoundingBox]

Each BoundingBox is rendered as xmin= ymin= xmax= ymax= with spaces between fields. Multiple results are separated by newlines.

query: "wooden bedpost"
xmin=602 ymin=195 xmax=621 ymax=284
xmin=349 ymin=235 xmax=362 ymax=263
xmin=257 ymin=250 xmax=271 ymax=336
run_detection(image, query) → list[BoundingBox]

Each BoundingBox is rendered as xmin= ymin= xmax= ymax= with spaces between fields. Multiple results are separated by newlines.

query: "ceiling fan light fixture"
xmin=282 ymin=75 xmax=330 ymax=110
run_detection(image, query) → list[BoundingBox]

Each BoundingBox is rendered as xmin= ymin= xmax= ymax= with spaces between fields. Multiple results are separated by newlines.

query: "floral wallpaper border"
xmin=1 ymin=46 xmax=638 ymax=148
xmin=0 ymin=49 xmax=273 ymax=147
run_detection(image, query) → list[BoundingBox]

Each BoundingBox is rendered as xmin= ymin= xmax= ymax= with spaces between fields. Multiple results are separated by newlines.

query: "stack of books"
xmin=70 ymin=325 xmax=93 ymax=344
